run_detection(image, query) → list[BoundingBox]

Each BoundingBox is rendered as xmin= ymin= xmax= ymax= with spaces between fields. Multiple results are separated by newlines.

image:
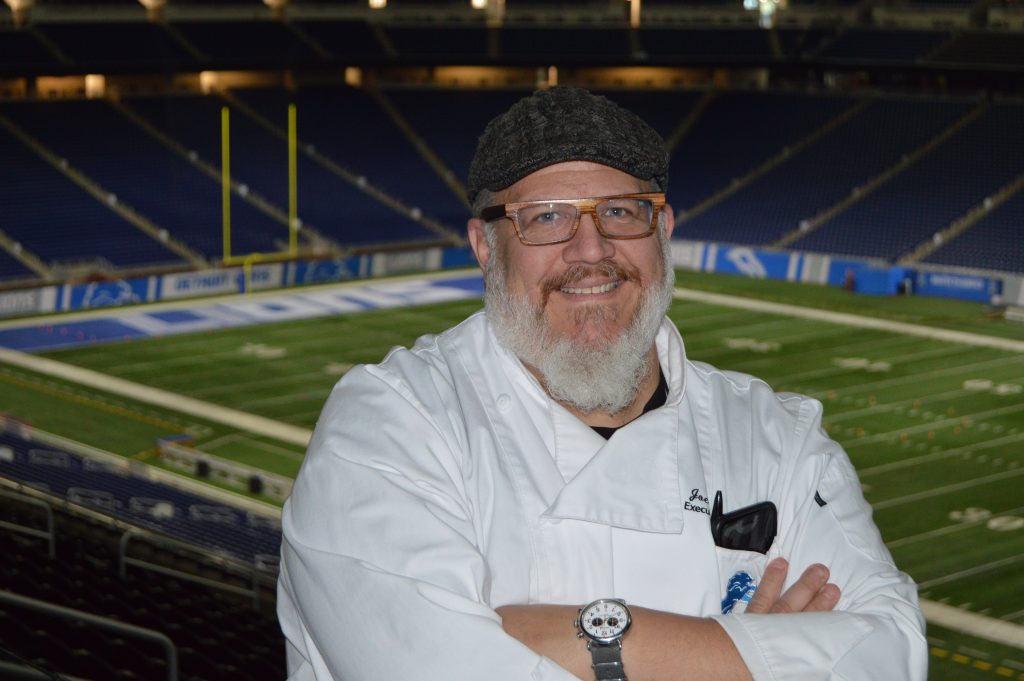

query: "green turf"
xmin=927 ymin=624 xmax=1024 ymax=681
xmin=3 ymin=271 xmax=1022 ymax=679
xmin=0 ymin=363 xmax=306 ymax=477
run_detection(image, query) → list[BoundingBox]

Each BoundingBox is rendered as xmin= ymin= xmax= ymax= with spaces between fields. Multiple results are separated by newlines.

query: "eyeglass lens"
xmin=517 ymin=198 xmax=655 ymax=243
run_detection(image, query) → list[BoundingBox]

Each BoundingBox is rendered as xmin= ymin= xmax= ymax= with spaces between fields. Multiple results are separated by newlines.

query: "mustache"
xmin=540 ymin=260 xmax=642 ymax=304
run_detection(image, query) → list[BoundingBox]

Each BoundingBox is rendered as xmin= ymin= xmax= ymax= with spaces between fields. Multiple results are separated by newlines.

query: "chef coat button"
xmin=497 ymin=394 xmax=511 ymax=411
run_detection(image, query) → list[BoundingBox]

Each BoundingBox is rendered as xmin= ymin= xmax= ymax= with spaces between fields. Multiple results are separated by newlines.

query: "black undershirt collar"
xmin=590 ymin=368 xmax=669 ymax=440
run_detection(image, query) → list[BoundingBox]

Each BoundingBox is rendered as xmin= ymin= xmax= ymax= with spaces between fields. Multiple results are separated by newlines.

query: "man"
xmin=277 ymin=86 xmax=927 ymax=680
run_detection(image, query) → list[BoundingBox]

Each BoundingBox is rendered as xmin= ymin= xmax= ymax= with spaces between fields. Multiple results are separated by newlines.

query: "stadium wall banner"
xmin=1 ymin=242 xmax=1017 ymax=319
xmin=823 ymin=259 xmax=914 ymax=296
xmin=694 ymin=243 xmax=806 ymax=281
xmin=0 ymin=286 xmax=58 ymax=317
xmin=285 ymin=256 xmax=361 ymax=286
xmin=160 ymin=265 xmax=284 ymax=299
xmin=63 ymin=278 xmax=153 ymax=309
xmin=915 ymin=271 xmax=1003 ymax=303
xmin=669 ymin=240 xmax=1013 ymax=302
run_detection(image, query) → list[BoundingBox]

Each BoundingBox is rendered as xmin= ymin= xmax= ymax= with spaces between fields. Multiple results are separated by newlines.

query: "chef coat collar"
xmin=541 ymin=321 xmax=693 ymax=534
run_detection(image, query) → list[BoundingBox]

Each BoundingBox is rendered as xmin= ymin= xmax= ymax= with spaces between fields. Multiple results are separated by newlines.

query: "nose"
xmin=563 ymin=211 xmax=614 ymax=264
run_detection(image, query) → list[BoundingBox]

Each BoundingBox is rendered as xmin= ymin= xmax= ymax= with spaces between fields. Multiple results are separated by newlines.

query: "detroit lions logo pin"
xmin=721 ymin=571 xmax=757 ymax=614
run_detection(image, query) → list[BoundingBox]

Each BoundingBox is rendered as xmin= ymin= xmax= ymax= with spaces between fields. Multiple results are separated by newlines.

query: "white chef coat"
xmin=277 ymin=311 xmax=927 ymax=681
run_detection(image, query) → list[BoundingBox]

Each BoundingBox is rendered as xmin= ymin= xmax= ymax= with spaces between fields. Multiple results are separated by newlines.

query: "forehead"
xmin=497 ymin=162 xmax=649 ymax=204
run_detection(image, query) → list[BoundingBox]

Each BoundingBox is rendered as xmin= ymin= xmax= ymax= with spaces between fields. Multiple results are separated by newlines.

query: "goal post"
xmin=220 ymin=104 xmax=300 ymax=285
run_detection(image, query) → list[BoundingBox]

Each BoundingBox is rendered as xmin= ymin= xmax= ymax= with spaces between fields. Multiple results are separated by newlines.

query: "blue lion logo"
xmin=721 ymin=571 xmax=757 ymax=614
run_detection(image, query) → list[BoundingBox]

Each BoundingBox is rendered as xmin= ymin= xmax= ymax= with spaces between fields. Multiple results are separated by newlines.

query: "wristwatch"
xmin=575 ymin=598 xmax=632 ymax=681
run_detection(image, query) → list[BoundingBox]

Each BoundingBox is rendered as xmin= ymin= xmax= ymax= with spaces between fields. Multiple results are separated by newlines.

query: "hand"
xmin=745 ymin=558 xmax=841 ymax=614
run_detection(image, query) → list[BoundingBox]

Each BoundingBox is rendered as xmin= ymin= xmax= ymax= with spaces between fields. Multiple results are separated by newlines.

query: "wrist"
xmin=576 ymin=598 xmax=632 ymax=681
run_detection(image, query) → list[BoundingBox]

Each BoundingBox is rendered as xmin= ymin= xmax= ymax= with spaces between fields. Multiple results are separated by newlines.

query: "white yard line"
xmin=825 ymin=375 xmax=1024 ymax=423
xmin=873 ymin=468 xmax=1024 ymax=510
xmin=860 ymin=431 xmax=1024 ymax=477
xmin=769 ymin=343 xmax=967 ymax=386
xmin=886 ymin=506 xmax=1024 ymax=549
xmin=917 ymin=555 xmax=1024 ymax=590
xmin=807 ymin=355 xmax=1024 ymax=399
xmin=844 ymin=402 xmax=1024 ymax=449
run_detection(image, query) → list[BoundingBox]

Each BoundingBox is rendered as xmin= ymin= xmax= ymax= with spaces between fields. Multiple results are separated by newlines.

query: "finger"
xmin=803 ymin=582 xmax=841 ymax=612
xmin=745 ymin=557 xmax=788 ymax=614
xmin=771 ymin=563 xmax=830 ymax=614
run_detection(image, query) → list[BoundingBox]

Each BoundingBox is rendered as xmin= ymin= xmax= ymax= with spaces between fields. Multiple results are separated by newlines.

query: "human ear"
xmin=467 ymin=218 xmax=491 ymax=269
xmin=661 ymin=203 xmax=676 ymax=240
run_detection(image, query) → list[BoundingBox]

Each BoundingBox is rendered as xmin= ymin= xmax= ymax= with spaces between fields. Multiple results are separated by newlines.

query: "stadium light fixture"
xmin=744 ymin=0 xmax=786 ymax=28
xmin=84 ymin=74 xmax=105 ymax=99
xmin=628 ymin=0 xmax=641 ymax=28
xmin=199 ymin=71 xmax=218 ymax=94
xmin=136 ymin=0 xmax=165 ymax=20
xmin=369 ymin=0 xmax=386 ymax=8
xmin=471 ymin=0 xmax=487 ymax=9
xmin=4 ymin=0 xmax=33 ymax=26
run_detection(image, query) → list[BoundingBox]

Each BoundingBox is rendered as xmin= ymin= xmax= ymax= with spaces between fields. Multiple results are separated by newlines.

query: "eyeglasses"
xmin=480 ymin=193 xmax=665 ymax=246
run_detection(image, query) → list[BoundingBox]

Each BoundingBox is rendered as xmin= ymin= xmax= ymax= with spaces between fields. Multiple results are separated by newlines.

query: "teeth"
xmin=561 ymin=281 xmax=619 ymax=295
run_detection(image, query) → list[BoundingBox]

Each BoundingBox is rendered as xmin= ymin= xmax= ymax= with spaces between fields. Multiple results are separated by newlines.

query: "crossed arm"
xmin=497 ymin=558 xmax=840 ymax=681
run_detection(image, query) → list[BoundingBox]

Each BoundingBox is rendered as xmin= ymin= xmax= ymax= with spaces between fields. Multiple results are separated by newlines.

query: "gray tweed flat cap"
xmin=467 ymin=86 xmax=669 ymax=209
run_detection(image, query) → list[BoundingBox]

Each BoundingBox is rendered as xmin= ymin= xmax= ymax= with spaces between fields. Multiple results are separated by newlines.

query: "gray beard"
xmin=483 ymin=231 xmax=675 ymax=415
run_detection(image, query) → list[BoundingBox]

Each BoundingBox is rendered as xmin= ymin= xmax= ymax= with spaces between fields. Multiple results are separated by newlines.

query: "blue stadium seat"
xmin=2 ymin=99 xmax=290 ymax=259
xmin=670 ymin=90 xmax=856 ymax=212
xmin=232 ymin=86 xmax=466 ymax=240
xmin=0 ymin=119 xmax=187 ymax=271
xmin=791 ymin=101 xmax=1024 ymax=261
xmin=680 ymin=95 xmax=975 ymax=245
xmin=925 ymin=190 xmax=1024 ymax=274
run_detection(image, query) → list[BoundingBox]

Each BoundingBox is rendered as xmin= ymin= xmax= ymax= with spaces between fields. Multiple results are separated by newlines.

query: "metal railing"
xmin=118 ymin=530 xmax=278 ymax=612
xmin=0 ymin=590 xmax=178 ymax=681
xmin=0 ymin=489 xmax=55 ymax=559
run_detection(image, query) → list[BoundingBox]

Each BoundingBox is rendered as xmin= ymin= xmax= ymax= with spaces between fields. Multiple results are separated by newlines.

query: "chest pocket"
xmin=715 ymin=545 xmax=774 ymax=614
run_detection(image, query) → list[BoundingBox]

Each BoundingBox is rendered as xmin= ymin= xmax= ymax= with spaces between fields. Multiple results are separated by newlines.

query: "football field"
xmin=1 ymin=270 xmax=1022 ymax=680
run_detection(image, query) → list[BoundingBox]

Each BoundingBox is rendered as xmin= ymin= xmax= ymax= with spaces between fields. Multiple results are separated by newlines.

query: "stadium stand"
xmin=290 ymin=19 xmax=390 ymax=62
xmin=0 ymin=27 xmax=64 ymax=73
xmin=679 ymin=94 xmax=978 ymax=246
xmin=0 ymin=247 xmax=35 ymax=283
xmin=925 ymin=188 xmax=1024 ymax=273
xmin=381 ymin=25 xmax=492 ymax=62
xmin=815 ymin=29 xmax=952 ymax=63
xmin=638 ymin=27 xmax=775 ymax=62
xmin=0 ymin=425 xmax=285 ymax=680
xmin=231 ymin=85 xmax=467 ymax=237
xmin=171 ymin=21 xmax=322 ymax=69
xmin=0 ymin=498 xmax=285 ymax=680
xmin=33 ymin=21 xmax=199 ymax=71
xmin=0 ymin=116 xmax=188 ymax=276
xmin=931 ymin=31 xmax=1024 ymax=67
xmin=789 ymin=100 xmax=1024 ymax=261
xmin=1 ymin=98 xmax=292 ymax=259
xmin=0 ymin=430 xmax=281 ymax=564
xmin=670 ymin=89 xmax=857 ymax=212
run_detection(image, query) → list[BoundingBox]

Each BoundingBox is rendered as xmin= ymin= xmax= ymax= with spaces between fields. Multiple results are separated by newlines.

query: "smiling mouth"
xmin=560 ymin=280 xmax=621 ymax=295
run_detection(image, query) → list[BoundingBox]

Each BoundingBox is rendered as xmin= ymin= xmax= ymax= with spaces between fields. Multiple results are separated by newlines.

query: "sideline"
xmin=0 ymin=347 xmax=312 ymax=447
xmin=922 ymin=601 xmax=1024 ymax=648
xmin=673 ymin=288 xmax=1024 ymax=353
xmin=2 ymin=274 xmax=1022 ymax=650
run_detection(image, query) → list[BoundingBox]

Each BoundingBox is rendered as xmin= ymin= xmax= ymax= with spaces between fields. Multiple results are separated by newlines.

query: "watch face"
xmin=579 ymin=599 xmax=631 ymax=644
